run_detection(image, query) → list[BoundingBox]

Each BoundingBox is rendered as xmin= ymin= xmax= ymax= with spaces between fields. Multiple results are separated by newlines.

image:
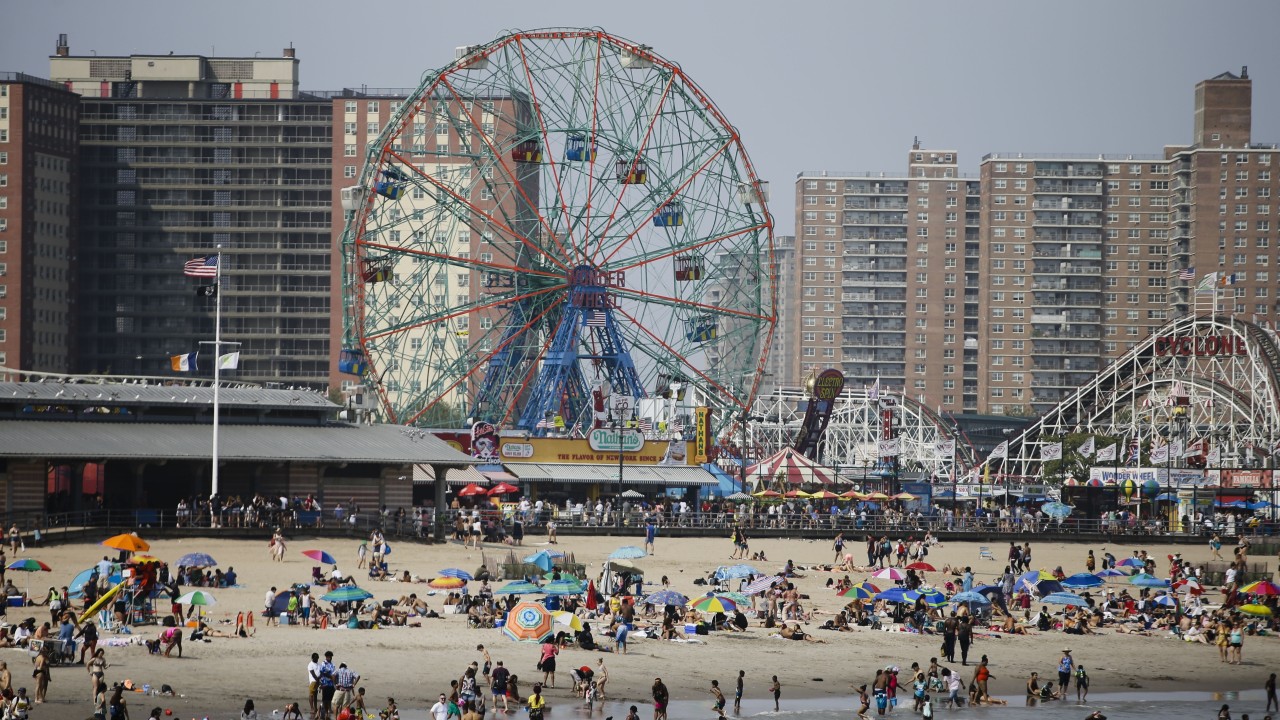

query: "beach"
xmin=8 ymin=531 xmax=1278 ymax=719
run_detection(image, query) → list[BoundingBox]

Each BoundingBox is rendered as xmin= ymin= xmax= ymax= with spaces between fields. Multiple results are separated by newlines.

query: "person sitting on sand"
xmin=399 ymin=594 xmax=429 ymax=615
xmin=1001 ymin=614 xmax=1027 ymax=635
xmin=779 ymin=623 xmax=826 ymax=644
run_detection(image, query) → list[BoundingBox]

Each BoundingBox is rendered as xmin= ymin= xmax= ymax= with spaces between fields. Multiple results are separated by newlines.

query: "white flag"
xmin=1207 ymin=446 xmax=1221 ymax=466
xmin=1079 ymin=437 xmax=1096 ymax=458
xmin=1150 ymin=444 xmax=1169 ymax=464
xmin=1041 ymin=442 xmax=1063 ymax=462
xmin=988 ymin=441 xmax=1008 ymax=461
xmin=934 ymin=439 xmax=956 ymax=457
xmin=878 ymin=438 xmax=901 ymax=457
xmin=867 ymin=379 xmax=880 ymax=401
xmin=1096 ymin=443 xmax=1118 ymax=462
xmin=218 ymin=352 xmax=240 ymax=370
xmin=1167 ymin=438 xmax=1184 ymax=459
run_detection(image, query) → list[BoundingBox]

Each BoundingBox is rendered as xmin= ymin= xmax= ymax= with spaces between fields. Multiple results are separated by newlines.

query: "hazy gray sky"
xmin=4 ymin=0 xmax=1278 ymax=233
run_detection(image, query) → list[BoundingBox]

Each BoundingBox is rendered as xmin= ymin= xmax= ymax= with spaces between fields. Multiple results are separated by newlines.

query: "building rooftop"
xmin=0 ymin=71 xmax=73 ymax=92
xmin=0 ymin=381 xmax=336 ymax=412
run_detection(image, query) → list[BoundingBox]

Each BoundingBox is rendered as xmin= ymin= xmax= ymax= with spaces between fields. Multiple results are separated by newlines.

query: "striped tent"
xmin=745 ymin=447 xmax=837 ymax=487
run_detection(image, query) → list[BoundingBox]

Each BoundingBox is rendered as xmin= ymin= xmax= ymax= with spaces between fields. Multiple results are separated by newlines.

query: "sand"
xmin=7 ymin=530 xmax=1277 ymax=718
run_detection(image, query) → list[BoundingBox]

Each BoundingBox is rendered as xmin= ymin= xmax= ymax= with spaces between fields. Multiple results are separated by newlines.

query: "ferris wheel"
xmin=340 ymin=29 xmax=776 ymax=434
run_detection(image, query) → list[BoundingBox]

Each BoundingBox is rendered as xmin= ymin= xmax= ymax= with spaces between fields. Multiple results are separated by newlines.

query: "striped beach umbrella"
xmin=503 ymin=601 xmax=553 ymax=642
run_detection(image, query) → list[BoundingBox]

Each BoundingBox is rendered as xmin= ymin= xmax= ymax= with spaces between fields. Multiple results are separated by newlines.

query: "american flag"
xmin=638 ymin=418 xmax=653 ymax=433
xmin=183 ymin=255 xmax=219 ymax=278
xmin=1178 ymin=266 xmax=1195 ymax=281
xmin=535 ymin=417 xmax=554 ymax=429
xmin=1127 ymin=437 xmax=1140 ymax=465
xmin=584 ymin=310 xmax=608 ymax=327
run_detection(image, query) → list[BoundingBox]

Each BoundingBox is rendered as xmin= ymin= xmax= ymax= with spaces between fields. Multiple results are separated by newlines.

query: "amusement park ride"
xmin=339 ymin=29 xmax=777 ymax=441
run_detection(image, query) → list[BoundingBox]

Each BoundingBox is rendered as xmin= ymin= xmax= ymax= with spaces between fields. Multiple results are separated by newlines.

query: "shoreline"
xmin=5 ymin=534 xmax=1276 ymax=719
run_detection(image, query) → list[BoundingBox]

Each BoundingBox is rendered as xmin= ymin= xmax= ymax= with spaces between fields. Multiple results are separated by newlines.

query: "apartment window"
xmin=344 ymin=144 xmax=357 ymax=157
xmin=0 ymin=130 xmax=6 ymax=143
xmin=367 ymin=101 xmax=381 ymax=113
xmin=804 ymin=180 xmax=817 ymax=190
xmin=805 ymin=196 xmax=817 ymax=206
xmin=825 ymin=196 xmax=837 ymax=206
xmin=994 ymin=196 xmax=1006 ymax=205
xmin=343 ymin=165 xmax=357 ymax=179
xmin=994 ymin=163 xmax=1007 ymax=172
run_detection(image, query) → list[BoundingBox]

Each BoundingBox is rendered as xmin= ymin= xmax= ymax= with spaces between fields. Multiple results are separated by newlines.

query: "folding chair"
xmin=978 ymin=546 xmax=995 ymax=561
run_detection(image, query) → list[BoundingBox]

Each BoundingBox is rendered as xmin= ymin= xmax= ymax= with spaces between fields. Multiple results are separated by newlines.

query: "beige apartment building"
xmin=796 ymin=69 xmax=1275 ymax=417
xmin=795 ymin=145 xmax=981 ymax=413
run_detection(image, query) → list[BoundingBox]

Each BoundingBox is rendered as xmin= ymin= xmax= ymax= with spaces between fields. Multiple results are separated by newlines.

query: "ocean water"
xmin=378 ymin=689 xmax=1269 ymax=720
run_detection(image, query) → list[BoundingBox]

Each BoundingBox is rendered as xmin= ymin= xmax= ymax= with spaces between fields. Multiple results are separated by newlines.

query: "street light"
xmin=738 ymin=413 xmax=765 ymax=494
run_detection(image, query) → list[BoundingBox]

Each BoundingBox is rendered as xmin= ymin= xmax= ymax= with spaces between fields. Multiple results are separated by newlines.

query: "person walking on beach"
xmin=1076 ymin=665 xmax=1090 ymax=702
xmin=644 ymin=519 xmax=657 ymax=556
xmin=652 ymin=678 xmax=669 ymax=720
xmin=709 ymin=679 xmax=726 ymax=715
xmin=538 ymin=640 xmax=558 ymax=688
xmin=872 ymin=669 xmax=888 ymax=716
xmin=957 ymin=616 xmax=973 ymax=665
xmin=1057 ymin=648 xmax=1074 ymax=697
xmin=942 ymin=613 xmax=957 ymax=662
xmin=769 ymin=675 xmax=781 ymax=712
xmin=970 ymin=656 xmax=993 ymax=704
xmin=1212 ymin=534 xmax=1225 ymax=560
xmin=734 ymin=670 xmax=744 ymax=713
xmin=856 ymin=684 xmax=871 ymax=720
xmin=833 ymin=532 xmax=846 ymax=563
xmin=1266 ymin=673 xmax=1278 ymax=713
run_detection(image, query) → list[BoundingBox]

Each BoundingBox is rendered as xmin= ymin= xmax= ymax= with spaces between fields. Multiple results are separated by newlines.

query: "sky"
xmin=4 ymin=0 xmax=1279 ymax=234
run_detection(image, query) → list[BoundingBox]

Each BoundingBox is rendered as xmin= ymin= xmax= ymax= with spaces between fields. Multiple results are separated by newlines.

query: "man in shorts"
xmin=266 ymin=587 xmax=279 ymax=626
xmin=307 ymin=652 xmax=320 ymax=718
xmin=734 ymin=670 xmax=744 ymax=713
xmin=490 ymin=660 xmax=510 ymax=712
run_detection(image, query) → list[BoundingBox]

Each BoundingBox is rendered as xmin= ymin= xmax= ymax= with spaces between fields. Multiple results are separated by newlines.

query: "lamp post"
xmin=738 ymin=413 xmax=764 ymax=494
xmin=612 ymin=395 xmax=632 ymax=530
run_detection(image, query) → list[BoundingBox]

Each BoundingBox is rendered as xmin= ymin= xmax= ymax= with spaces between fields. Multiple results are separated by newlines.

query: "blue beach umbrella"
xmin=439 ymin=568 xmax=474 ymax=581
xmin=609 ymin=546 xmax=647 ymax=560
xmin=542 ymin=580 xmax=586 ymax=596
xmin=1130 ymin=573 xmax=1170 ymax=588
xmin=950 ymin=591 xmax=991 ymax=605
xmin=322 ymin=586 xmax=374 ymax=603
xmin=1095 ymin=568 xmax=1128 ymax=578
xmin=494 ymin=581 xmax=542 ymax=595
xmin=875 ymin=587 xmax=910 ymax=603
xmin=1152 ymin=594 xmax=1178 ymax=608
xmin=644 ymin=590 xmax=690 ymax=606
xmin=1062 ymin=573 xmax=1104 ymax=590
xmin=714 ymin=564 xmax=761 ymax=581
xmin=176 ymin=552 xmax=216 ymax=568
xmin=1041 ymin=501 xmax=1073 ymax=519
xmin=905 ymin=589 xmax=948 ymax=607
xmin=523 ymin=551 xmax=555 ymax=572
xmin=1042 ymin=592 xmax=1089 ymax=607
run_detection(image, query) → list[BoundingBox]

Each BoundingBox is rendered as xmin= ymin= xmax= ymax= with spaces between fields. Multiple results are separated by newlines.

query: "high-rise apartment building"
xmin=0 ymin=72 xmax=79 ymax=374
xmin=795 ymin=145 xmax=981 ymax=413
xmin=49 ymin=38 xmax=334 ymax=384
xmin=797 ymin=70 xmax=1274 ymax=417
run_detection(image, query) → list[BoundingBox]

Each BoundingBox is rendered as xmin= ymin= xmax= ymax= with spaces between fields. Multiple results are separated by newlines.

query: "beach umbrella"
xmin=950 ymin=591 xmax=991 ymax=606
xmin=584 ymin=580 xmax=599 ymax=612
xmin=906 ymin=562 xmax=937 ymax=572
xmin=175 ymin=590 xmax=217 ymax=607
xmin=1095 ymin=568 xmax=1128 ymax=578
xmin=494 ymin=581 xmax=542 ymax=595
xmin=714 ymin=564 xmax=761 ymax=581
xmin=609 ymin=546 xmax=647 ymax=560
xmin=176 ymin=552 xmax=216 ymax=568
xmin=542 ymin=580 xmax=586 ymax=596
xmin=644 ymin=590 xmax=689 ymax=606
xmin=783 ymin=490 xmax=811 ymax=499
xmin=1041 ymin=501 xmax=1073 ymax=519
xmin=551 ymin=610 xmax=584 ymax=632
xmin=893 ymin=492 xmax=918 ymax=501
xmin=620 ymin=489 xmax=645 ymax=499
xmin=321 ymin=586 xmax=373 ymax=604
xmin=1173 ymin=578 xmax=1204 ymax=596
xmin=130 ymin=555 xmax=162 ymax=564
xmin=743 ymin=575 xmax=785 ymax=595
xmin=863 ymin=492 xmax=891 ymax=501
xmin=1239 ymin=604 xmax=1273 ymax=617
xmin=839 ymin=490 xmax=865 ymax=501
xmin=1152 ymin=595 xmax=1178 ymax=608
xmin=726 ymin=492 xmax=753 ymax=502
xmin=1062 ymin=573 xmax=1104 ymax=590
xmin=543 ymin=571 xmax=581 ymax=582
xmin=808 ymin=490 xmax=840 ymax=500
xmin=691 ymin=593 xmax=738 ymax=614
xmin=6 ymin=558 xmax=49 ymax=595
xmin=487 ymin=482 xmax=520 ymax=496
xmin=838 ymin=584 xmax=877 ymax=600
xmin=872 ymin=567 xmax=907 ymax=582
xmin=68 ymin=565 xmax=122 ymax=599
xmin=438 ymin=568 xmax=474 ymax=581
xmin=607 ymin=559 xmax=645 ymax=575
xmin=1241 ymin=580 xmax=1280 ymax=596
xmin=751 ymin=490 xmax=782 ymax=499
xmin=1130 ymin=573 xmax=1170 ymax=588
xmin=301 ymin=549 xmax=338 ymax=565
xmin=458 ymin=483 xmax=488 ymax=497
xmin=905 ymin=589 xmax=948 ymax=607
xmin=428 ymin=577 xmax=467 ymax=590
xmin=875 ymin=587 xmax=910 ymax=603
xmin=101 ymin=533 xmax=150 ymax=553
xmin=523 ymin=551 xmax=555 ymax=572
xmin=1042 ymin=592 xmax=1089 ymax=607
xmin=721 ymin=592 xmax=752 ymax=607
xmin=503 ymin=601 xmax=553 ymax=642
xmin=1116 ymin=557 xmax=1145 ymax=568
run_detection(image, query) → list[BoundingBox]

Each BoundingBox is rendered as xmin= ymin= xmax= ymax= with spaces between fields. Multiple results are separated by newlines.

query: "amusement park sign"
xmin=1154 ymin=335 xmax=1248 ymax=357
xmin=588 ymin=428 xmax=645 ymax=453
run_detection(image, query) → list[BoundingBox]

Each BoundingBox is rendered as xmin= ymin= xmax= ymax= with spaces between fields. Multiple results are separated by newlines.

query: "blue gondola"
xmin=511 ymin=139 xmax=543 ymax=164
xmin=338 ymin=349 xmax=368 ymax=377
xmin=674 ymin=254 xmax=703 ymax=282
xmin=565 ymin=134 xmax=596 ymax=162
xmin=375 ymin=168 xmax=408 ymax=200
xmin=686 ymin=317 xmax=718 ymax=344
xmin=653 ymin=201 xmax=684 ymax=227
xmin=615 ymin=157 xmax=648 ymax=185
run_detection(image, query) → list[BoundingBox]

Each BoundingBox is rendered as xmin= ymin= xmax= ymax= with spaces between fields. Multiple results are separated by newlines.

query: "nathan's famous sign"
xmin=1154 ymin=334 xmax=1247 ymax=357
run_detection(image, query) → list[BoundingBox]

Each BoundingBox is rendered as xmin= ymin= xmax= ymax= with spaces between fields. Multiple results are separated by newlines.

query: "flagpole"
xmin=212 ymin=246 xmax=222 ymax=502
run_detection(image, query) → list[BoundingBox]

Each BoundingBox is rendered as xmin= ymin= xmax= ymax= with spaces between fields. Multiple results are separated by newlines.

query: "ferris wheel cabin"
xmin=375 ymin=168 xmax=409 ymax=200
xmin=653 ymin=201 xmax=684 ymax=227
xmin=338 ymin=348 xmax=368 ymax=377
xmin=615 ymin=157 xmax=648 ymax=184
xmin=686 ymin=317 xmax=718 ymax=344
xmin=511 ymin=139 xmax=543 ymax=164
xmin=565 ymin=134 xmax=596 ymax=162
xmin=674 ymin=253 xmax=703 ymax=281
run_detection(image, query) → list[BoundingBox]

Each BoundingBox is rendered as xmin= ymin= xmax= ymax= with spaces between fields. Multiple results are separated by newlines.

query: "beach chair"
xmin=978 ymin=546 xmax=995 ymax=561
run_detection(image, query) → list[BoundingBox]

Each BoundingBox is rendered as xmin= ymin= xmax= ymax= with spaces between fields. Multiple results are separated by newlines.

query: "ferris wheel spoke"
xmin=614 ymin=286 xmax=772 ymax=324
xmin=365 ymin=284 xmax=564 ymax=342
xmin=612 ymin=305 xmax=735 ymax=406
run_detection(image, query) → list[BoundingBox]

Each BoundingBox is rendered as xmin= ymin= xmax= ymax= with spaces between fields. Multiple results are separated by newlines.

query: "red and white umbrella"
xmin=746 ymin=447 xmax=837 ymax=486
xmin=872 ymin=567 xmax=907 ymax=582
